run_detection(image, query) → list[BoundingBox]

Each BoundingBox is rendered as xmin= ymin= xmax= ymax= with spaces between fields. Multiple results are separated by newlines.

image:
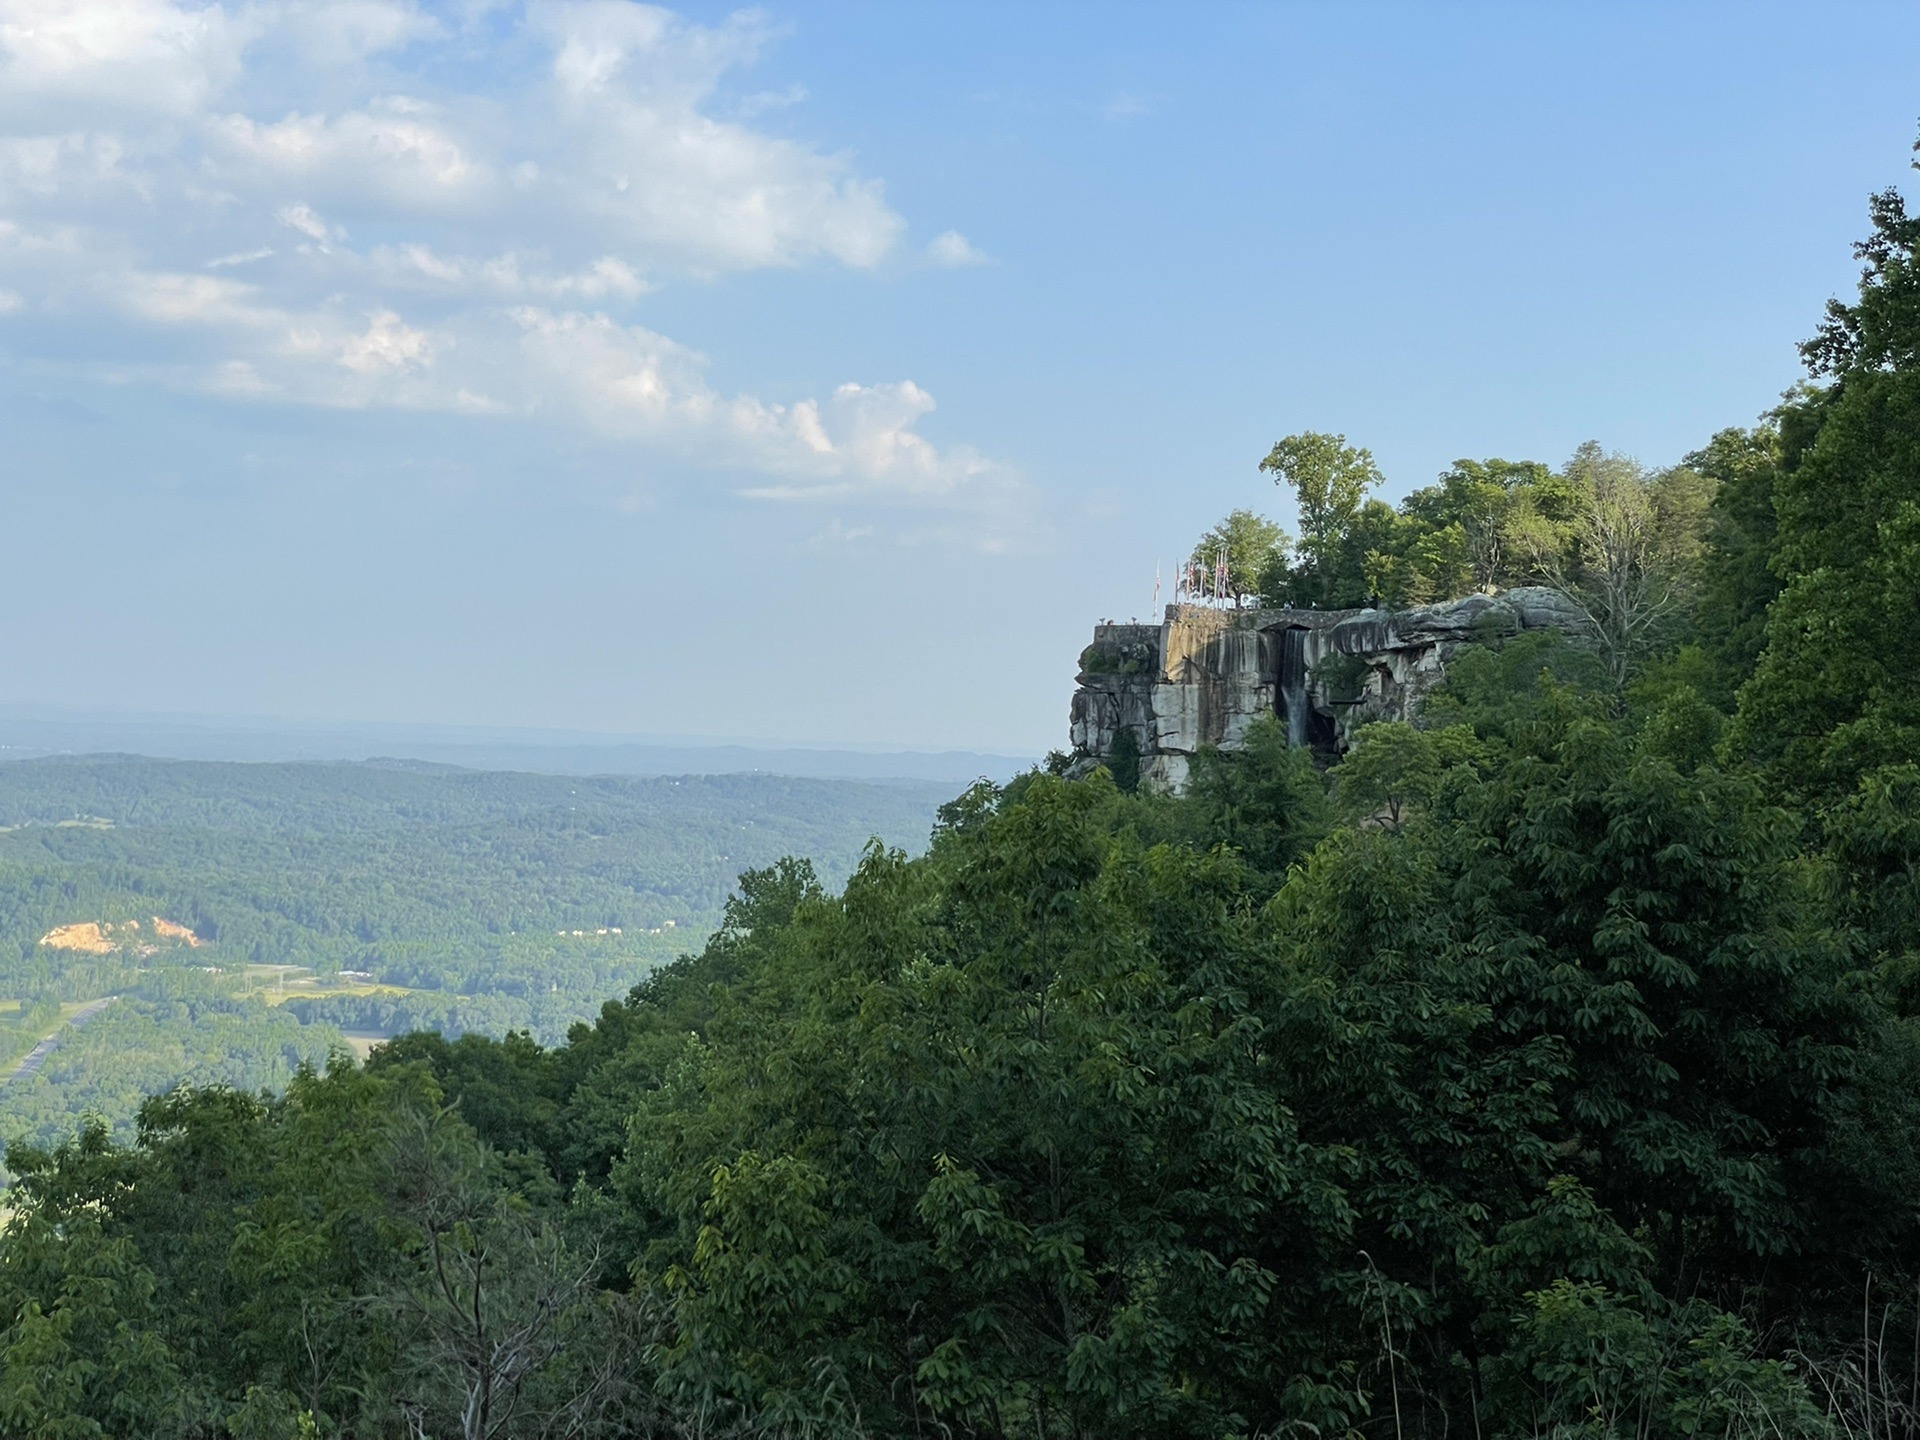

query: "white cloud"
xmin=122 ymin=270 xmax=270 ymax=326
xmin=525 ymin=1 xmax=904 ymax=269
xmin=552 ymin=255 xmax=643 ymax=299
xmin=277 ymin=203 xmax=335 ymax=242
xmin=927 ymin=229 xmax=988 ymax=267
xmin=279 ymin=1 xmax=439 ymax=65
xmin=453 ymin=386 xmax=501 ymax=413
xmin=0 ymin=3 xmax=915 ymax=273
xmin=0 ymin=0 xmax=1014 ymax=530
xmin=735 ymin=381 xmax=1013 ymax=504
xmin=459 ymin=308 xmax=1006 ymax=505
xmin=74 ymin=277 xmax=1001 ymax=509
xmin=215 ymin=105 xmax=485 ymax=208
xmin=825 ymin=381 xmax=947 ymax=488
xmin=207 ymin=245 xmax=274 ymax=268
xmin=372 ymin=244 xmax=647 ymax=301
xmin=0 ymin=0 xmax=428 ymax=129
xmin=109 ymin=266 xmax=446 ymax=400
xmin=0 ymin=0 xmax=252 ymax=121
xmin=332 ymin=308 xmax=431 ymax=373
xmin=0 ymin=130 xmax=133 ymax=201
xmin=510 ymin=306 xmax=709 ymax=427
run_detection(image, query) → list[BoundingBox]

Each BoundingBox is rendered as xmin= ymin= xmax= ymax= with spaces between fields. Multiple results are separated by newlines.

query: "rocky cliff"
xmin=1068 ymin=587 xmax=1588 ymax=790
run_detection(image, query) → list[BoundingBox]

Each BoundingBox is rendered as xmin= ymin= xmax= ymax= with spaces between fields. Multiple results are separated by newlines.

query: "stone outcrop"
xmin=1067 ymin=587 xmax=1588 ymax=791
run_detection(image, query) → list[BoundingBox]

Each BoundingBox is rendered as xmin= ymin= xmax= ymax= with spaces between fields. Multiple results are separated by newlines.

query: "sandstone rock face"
xmin=1067 ymin=587 xmax=1588 ymax=791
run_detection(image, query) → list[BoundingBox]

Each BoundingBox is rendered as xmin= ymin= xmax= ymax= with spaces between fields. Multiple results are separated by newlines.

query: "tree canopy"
xmin=1213 ymin=436 xmax=1718 ymax=632
xmin=1729 ymin=148 xmax=1920 ymax=801
xmin=1184 ymin=508 xmax=1289 ymax=605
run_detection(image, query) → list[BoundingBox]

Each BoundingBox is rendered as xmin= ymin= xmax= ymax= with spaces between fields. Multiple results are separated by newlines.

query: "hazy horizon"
xmin=0 ymin=700 xmax=1033 ymax=783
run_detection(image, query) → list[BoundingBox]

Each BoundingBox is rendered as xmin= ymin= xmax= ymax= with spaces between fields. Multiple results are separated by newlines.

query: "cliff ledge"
xmin=1067 ymin=587 xmax=1586 ymax=790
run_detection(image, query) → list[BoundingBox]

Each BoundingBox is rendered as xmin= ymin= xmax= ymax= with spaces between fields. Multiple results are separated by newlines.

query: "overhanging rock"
xmin=1067 ymin=587 xmax=1587 ymax=791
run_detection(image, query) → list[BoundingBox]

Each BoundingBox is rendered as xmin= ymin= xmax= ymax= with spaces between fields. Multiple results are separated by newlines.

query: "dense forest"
xmin=0 ymin=762 xmax=950 ymax=1152
xmin=8 ymin=149 xmax=1920 ymax=1440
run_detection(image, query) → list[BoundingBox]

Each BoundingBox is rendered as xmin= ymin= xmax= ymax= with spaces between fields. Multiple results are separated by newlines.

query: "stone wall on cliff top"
xmin=1067 ymin=586 xmax=1588 ymax=792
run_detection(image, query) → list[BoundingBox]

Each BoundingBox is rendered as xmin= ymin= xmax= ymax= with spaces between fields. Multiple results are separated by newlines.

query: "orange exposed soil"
xmin=39 ymin=918 xmax=205 ymax=953
xmin=39 ymin=922 xmax=118 ymax=953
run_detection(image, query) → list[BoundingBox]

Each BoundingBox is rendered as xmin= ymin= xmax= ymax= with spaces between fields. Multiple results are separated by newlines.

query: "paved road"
xmin=6 ymin=996 xmax=120 ymax=1084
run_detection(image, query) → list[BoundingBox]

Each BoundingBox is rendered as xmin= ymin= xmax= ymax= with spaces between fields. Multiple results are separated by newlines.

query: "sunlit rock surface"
xmin=1067 ymin=587 xmax=1587 ymax=791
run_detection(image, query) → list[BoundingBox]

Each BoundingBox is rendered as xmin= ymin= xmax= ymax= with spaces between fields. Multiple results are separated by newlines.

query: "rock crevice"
xmin=1067 ymin=587 xmax=1587 ymax=790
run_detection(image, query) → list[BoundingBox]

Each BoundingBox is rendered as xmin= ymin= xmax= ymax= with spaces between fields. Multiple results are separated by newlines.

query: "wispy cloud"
xmin=276 ymin=203 xmax=337 ymax=243
xmin=206 ymin=246 xmax=275 ymax=269
xmin=0 ymin=0 xmax=1022 ymax=538
xmin=735 ymin=82 xmax=808 ymax=118
xmin=926 ymin=230 xmax=989 ymax=267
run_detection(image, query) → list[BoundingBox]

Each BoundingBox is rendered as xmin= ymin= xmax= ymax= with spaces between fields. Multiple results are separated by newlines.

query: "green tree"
xmin=1403 ymin=458 xmax=1553 ymax=592
xmin=1687 ymin=417 xmax=1798 ymax=699
xmin=1418 ymin=628 xmax=1612 ymax=741
xmin=593 ymin=722 xmax=1920 ymax=1437
xmin=1729 ymin=149 xmax=1920 ymax=798
xmin=1252 ymin=445 xmax=1580 ymax=610
xmin=1260 ymin=432 xmax=1383 ymax=593
xmin=0 ymin=1139 xmax=184 ymax=1439
xmin=1329 ymin=720 xmax=1487 ymax=829
xmin=1185 ymin=509 xmax=1289 ymax=605
xmin=1519 ymin=443 xmax=1714 ymax=685
xmin=625 ymin=777 xmax=1369 ymax=1438
xmin=1183 ymin=715 xmax=1329 ymax=883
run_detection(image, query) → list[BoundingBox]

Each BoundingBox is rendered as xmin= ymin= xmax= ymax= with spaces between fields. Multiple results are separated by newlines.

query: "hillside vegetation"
xmin=0 ymin=760 xmax=951 ymax=1152
xmin=9 ymin=148 xmax=1920 ymax=1440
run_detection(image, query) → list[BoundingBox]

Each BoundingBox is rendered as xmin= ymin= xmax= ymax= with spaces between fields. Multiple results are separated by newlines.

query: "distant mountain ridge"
xmin=0 ymin=707 xmax=1031 ymax=784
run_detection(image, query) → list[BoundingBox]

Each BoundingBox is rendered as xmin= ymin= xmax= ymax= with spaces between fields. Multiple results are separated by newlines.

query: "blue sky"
xmin=3 ymin=1 xmax=1916 ymax=754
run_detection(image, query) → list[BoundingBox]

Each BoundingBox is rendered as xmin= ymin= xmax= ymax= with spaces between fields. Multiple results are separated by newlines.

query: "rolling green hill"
xmin=0 ymin=755 xmax=953 ymax=1150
